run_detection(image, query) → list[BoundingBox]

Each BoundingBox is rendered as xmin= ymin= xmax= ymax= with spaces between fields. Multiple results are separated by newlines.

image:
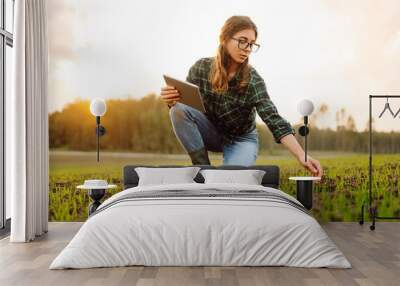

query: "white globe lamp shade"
xmin=297 ymin=99 xmax=314 ymax=116
xmin=90 ymin=98 xmax=107 ymax=117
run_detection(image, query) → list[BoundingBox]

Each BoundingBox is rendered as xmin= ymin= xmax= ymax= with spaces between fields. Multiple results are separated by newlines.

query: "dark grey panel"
xmin=123 ymin=165 xmax=280 ymax=190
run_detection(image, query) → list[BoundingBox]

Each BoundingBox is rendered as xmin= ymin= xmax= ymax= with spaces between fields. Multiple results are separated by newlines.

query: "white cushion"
xmin=200 ymin=169 xmax=266 ymax=185
xmin=135 ymin=167 xmax=201 ymax=186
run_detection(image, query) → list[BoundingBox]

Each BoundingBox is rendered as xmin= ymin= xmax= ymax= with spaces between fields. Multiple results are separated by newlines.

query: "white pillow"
xmin=135 ymin=167 xmax=201 ymax=186
xmin=200 ymin=169 xmax=266 ymax=185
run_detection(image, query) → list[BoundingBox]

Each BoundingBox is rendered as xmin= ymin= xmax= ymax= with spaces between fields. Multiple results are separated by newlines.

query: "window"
xmin=5 ymin=0 xmax=13 ymax=33
xmin=0 ymin=0 xmax=14 ymax=234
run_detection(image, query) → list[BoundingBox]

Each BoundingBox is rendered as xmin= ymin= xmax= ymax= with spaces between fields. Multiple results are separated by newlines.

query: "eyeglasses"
xmin=231 ymin=37 xmax=260 ymax=53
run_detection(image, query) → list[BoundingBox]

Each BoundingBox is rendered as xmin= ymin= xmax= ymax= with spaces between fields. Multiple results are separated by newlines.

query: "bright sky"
xmin=47 ymin=0 xmax=400 ymax=132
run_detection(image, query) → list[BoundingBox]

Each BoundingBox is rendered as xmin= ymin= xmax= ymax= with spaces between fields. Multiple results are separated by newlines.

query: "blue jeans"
xmin=169 ymin=103 xmax=259 ymax=166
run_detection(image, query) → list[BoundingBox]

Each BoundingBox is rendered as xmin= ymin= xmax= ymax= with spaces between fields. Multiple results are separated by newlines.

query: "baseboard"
xmin=0 ymin=218 xmax=11 ymax=239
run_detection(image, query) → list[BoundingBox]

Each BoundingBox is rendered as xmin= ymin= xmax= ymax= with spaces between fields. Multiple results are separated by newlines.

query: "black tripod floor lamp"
xmin=90 ymin=98 xmax=107 ymax=162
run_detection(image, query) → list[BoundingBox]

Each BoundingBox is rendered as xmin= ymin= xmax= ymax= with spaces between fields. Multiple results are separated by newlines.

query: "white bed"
xmin=50 ymin=182 xmax=351 ymax=269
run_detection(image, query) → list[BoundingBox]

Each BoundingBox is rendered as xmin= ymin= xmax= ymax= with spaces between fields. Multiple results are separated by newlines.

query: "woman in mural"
xmin=160 ymin=15 xmax=322 ymax=177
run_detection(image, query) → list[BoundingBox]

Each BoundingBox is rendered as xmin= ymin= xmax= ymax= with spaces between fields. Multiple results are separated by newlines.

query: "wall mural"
xmin=48 ymin=1 xmax=400 ymax=222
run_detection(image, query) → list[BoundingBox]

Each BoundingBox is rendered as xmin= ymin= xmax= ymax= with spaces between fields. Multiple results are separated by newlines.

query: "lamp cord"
xmin=96 ymin=116 xmax=100 ymax=162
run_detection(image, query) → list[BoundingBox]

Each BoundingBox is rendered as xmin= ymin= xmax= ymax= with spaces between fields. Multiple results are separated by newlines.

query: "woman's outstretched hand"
xmin=279 ymin=135 xmax=323 ymax=180
xmin=297 ymin=154 xmax=323 ymax=179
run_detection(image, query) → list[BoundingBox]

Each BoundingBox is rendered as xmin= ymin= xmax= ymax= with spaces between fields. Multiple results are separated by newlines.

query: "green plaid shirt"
xmin=186 ymin=57 xmax=295 ymax=144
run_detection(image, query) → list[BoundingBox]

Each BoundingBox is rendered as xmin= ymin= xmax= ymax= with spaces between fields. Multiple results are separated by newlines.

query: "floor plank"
xmin=0 ymin=222 xmax=399 ymax=286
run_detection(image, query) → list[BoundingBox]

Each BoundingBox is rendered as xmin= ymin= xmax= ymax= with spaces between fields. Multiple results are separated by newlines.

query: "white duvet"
xmin=50 ymin=183 xmax=351 ymax=269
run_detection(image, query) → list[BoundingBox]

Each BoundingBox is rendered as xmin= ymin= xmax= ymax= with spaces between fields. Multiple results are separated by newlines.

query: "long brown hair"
xmin=210 ymin=16 xmax=258 ymax=94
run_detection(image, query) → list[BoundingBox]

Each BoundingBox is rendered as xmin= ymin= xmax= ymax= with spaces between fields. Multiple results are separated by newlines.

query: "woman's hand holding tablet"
xmin=160 ymin=85 xmax=181 ymax=107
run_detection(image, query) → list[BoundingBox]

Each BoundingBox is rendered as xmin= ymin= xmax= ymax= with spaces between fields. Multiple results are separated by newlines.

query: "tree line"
xmin=49 ymin=94 xmax=400 ymax=154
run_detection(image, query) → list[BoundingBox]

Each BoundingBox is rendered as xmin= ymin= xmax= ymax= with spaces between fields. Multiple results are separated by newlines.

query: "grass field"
xmin=49 ymin=151 xmax=400 ymax=222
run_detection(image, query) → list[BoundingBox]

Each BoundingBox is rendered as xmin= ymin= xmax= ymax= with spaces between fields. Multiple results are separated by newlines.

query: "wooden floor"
xmin=0 ymin=222 xmax=399 ymax=286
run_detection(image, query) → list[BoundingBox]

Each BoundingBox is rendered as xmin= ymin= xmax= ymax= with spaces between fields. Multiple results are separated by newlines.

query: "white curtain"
xmin=9 ymin=0 xmax=49 ymax=242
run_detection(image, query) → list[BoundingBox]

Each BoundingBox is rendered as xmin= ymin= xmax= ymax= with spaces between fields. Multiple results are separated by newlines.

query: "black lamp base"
xmin=96 ymin=125 xmax=106 ymax=136
xmin=298 ymin=125 xmax=309 ymax=136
